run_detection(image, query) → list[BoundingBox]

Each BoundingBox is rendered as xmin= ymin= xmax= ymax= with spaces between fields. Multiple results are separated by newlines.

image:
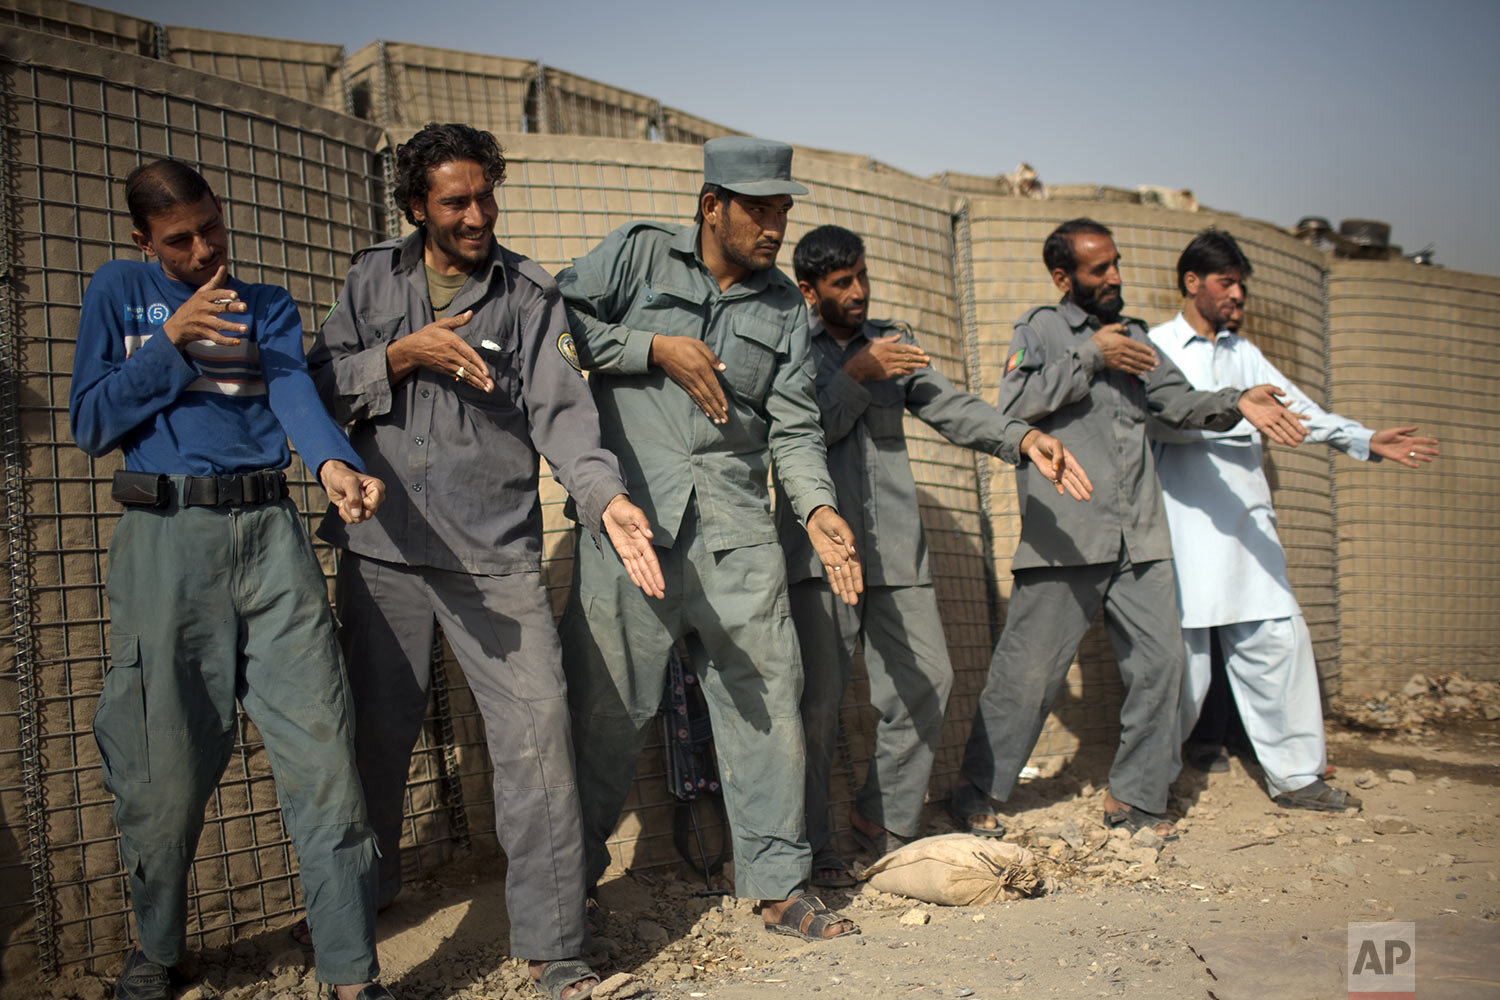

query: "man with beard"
xmin=950 ymin=218 xmax=1310 ymax=841
xmin=781 ymin=224 xmax=1092 ymax=886
xmin=557 ymin=138 xmax=861 ymax=940
xmin=310 ymin=123 xmax=662 ymax=1000
xmin=1149 ymin=229 xmax=1436 ymax=811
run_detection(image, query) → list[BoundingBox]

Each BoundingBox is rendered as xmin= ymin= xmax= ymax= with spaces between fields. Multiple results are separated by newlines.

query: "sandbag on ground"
xmin=860 ymin=833 xmax=1044 ymax=906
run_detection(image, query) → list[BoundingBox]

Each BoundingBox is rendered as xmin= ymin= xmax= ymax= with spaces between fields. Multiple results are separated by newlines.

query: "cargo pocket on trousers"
xmin=93 ymin=633 xmax=150 ymax=784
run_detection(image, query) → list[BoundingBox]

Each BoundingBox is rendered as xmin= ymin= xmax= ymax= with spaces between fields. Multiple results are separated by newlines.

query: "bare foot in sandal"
xmin=1102 ymin=791 xmax=1177 ymax=840
xmin=762 ymin=892 xmax=859 ymax=940
xmin=529 ymin=958 xmax=600 ymax=1000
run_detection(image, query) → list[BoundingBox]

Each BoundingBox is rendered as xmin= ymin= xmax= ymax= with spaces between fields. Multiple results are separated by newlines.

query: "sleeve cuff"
xmin=1077 ymin=339 xmax=1105 ymax=374
xmin=1347 ymin=426 xmax=1375 ymax=462
xmin=346 ymin=346 xmax=394 ymax=418
xmin=621 ymin=328 xmax=656 ymax=374
xmin=795 ymin=489 xmax=840 ymax=525
xmin=825 ymin=369 xmax=872 ymax=409
xmin=139 ymin=330 xmax=201 ymax=392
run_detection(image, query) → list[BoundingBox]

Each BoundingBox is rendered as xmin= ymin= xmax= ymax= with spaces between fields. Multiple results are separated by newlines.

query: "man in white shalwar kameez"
xmin=1149 ymin=230 xmax=1437 ymax=811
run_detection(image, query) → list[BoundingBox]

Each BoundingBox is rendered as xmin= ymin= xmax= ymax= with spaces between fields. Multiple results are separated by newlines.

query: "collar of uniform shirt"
xmin=667 ymin=221 xmax=778 ymax=296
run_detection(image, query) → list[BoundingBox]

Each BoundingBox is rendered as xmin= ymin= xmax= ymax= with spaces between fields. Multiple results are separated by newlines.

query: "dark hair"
xmin=694 ymin=182 xmax=732 ymax=224
xmin=793 ymin=225 xmax=865 ymax=284
xmin=1042 ymin=218 xmax=1113 ymax=276
xmin=125 ymin=159 xmax=213 ymax=234
xmin=393 ymin=123 xmax=506 ymax=225
xmin=1176 ymin=228 xmax=1253 ymax=295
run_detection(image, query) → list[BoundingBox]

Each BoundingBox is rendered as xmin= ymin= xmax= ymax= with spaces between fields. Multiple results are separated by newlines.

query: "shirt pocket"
xmin=865 ymin=382 xmax=907 ymax=440
xmin=356 ymin=313 xmax=406 ymax=346
xmin=721 ymin=313 xmax=784 ymax=405
xmin=93 ymin=633 xmax=149 ymax=784
xmin=458 ymin=323 xmax=521 ymax=413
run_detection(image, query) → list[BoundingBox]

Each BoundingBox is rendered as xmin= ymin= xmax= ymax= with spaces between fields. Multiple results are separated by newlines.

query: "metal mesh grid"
xmin=962 ymin=199 xmax=1337 ymax=765
xmin=0 ymin=31 xmax=385 ymax=975
xmin=0 ymin=0 xmax=155 ymax=56
xmin=163 ymin=26 xmax=345 ymax=112
xmin=1327 ymin=260 xmax=1500 ymax=690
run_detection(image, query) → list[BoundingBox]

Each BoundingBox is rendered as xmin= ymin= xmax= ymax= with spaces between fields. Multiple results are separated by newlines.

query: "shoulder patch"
xmin=557 ymin=330 xmax=582 ymax=371
xmin=1005 ymin=347 xmax=1026 ymax=373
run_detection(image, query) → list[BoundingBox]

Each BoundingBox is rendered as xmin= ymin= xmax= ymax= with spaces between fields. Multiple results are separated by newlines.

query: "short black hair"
xmin=694 ymin=182 xmax=732 ymax=224
xmin=1042 ymin=218 xmax=1113 ymax=276
xmin=793 ymin=225 xmax=865 ymax=284
xmin=393 ymin=123 xmax=506 ymax=226
xmin=125 ymin=159 xmax=213 ymax=235
xmin=1176 ymin=228 xmax=1253 ymax=295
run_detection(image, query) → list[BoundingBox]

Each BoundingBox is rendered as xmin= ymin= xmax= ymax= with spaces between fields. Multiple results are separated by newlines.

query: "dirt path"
xmin=36 ymin=718 xmax=1500 ymax=1000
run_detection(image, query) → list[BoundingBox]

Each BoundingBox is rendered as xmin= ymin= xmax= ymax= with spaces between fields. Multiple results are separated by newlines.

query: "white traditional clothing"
xmin=1148 ymin=313 xmax=1376 ymax=795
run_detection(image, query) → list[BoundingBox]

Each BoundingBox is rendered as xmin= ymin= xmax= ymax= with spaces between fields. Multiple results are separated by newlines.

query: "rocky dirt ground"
xmin=35 ymin=674 xmax=1500 ymax=1000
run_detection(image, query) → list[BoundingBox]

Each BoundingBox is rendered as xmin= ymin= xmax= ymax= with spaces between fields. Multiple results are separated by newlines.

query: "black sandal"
xmin=1274 ymin=779 xmax=1362 ymax=812
xmin=763 ymin=893 xmax=860 ymax=941
xmin=949 ymin=782 xmax=1006 ymax=838
xmin=1103 ymin=803 xmax=1178 ymax=841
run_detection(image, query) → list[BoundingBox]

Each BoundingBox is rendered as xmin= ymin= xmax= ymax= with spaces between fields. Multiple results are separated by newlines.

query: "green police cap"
xmin=703 ymin=137 xmax=808 ymax=197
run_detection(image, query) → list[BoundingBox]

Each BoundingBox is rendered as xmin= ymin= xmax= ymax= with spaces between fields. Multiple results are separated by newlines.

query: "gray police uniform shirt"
xmin=1000 ymin=298 xmax=1243 ymax=571
xmin=777 ymin=317 xmax=1031 ymax=587
xmin=556 ymin=220 xmax=837 ymax=551
xmin=309 ymin=231 xmax=627 ymax=575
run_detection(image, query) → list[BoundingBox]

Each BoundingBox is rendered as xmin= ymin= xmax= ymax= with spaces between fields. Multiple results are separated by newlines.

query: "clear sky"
xmin=99 ymin=0 xmax=1500 ymax=276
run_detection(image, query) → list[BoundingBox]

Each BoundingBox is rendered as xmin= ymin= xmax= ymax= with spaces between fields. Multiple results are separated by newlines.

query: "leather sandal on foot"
xmin=532 ymin=958 xmax=601 ymax=1000
xmin=948 ymin=782 xmax=1006 ymax=838
xmin=1274 ymin=778 xmax=1361 ymax=812
xmin=1103 ymin=803 xmax=1178 ymax=841
xmin=764 ymin=893 xmax=860 ymax=941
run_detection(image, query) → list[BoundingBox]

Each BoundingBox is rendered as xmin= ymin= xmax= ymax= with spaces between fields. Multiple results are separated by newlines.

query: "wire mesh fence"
xmin=0 ymin=27 xmax=385 ymax=979
xmin=1327 ymin=260 xmax=1500 ymax=691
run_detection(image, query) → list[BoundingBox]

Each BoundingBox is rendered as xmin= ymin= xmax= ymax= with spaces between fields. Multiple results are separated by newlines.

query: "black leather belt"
xmin=112 ymin=469 xmax=288 ymax=509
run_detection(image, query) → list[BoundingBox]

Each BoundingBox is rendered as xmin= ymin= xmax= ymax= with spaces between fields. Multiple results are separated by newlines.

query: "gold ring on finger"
xmin=455 ymin=365 xmax=467 ymax=381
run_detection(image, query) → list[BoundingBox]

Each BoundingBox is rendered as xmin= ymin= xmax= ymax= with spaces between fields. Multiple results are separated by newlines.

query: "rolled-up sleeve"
xmin=308 ymin=264 xmax=396 ymax=423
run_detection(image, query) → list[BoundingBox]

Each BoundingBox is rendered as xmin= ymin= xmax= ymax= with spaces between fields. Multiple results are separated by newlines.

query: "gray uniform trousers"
xmin=335 ymin=553 xmax=586 ymax=960
xmin=791 ymin=581 xmax=954 ymax=851
xmin=960 ymin=552 xmax=1185 ymax=814
xmin=562 ymin=505 xmax=810 ymax=901
xmin=96 ymin=497 xmax=378 ymax=985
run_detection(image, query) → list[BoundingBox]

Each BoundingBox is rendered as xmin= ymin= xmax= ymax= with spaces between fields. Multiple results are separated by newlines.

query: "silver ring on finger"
xmin=1409 ymin=451 xmax=1416 ymax=459
xmin=455 ymin=365 xmax=467 ymax=382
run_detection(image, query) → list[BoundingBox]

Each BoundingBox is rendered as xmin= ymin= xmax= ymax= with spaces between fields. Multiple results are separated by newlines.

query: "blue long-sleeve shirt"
xmin=69 ymin=260 xmax=361 ymax=477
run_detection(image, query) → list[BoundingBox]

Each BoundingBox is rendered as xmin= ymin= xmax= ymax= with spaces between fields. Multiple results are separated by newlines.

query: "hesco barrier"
xmin=0 ymin=28 xmax=385 ymax=981
xmin=163 ymin=27 xmax=346 ymax=114
xmin=959 ymin=198 xmax=1337 ymax=766
xmin=1 ymin=6 xmax=1496 ymax=988
xmin=1327 ymin=261 xmax=1500 ymax=691
xmin=0 ymin=0 xmax=156 ymax=56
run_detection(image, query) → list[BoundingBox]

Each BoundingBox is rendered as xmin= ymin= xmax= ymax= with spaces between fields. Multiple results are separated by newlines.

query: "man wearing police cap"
xmin=557 ymin=136 xmax=861 ymax=939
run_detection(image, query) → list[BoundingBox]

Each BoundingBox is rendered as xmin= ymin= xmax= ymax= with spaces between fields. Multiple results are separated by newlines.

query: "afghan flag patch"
xmin=1005 ymin=347 xmax=1025 ymax=373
